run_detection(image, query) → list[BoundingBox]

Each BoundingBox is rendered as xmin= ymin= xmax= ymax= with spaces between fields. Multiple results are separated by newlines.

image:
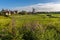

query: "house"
xmin=1 ymin=9 xmax=18 ymax=16
xmin=1 ymin=9 xmax=11 ymax=16
xmin=2 ymin=9 xmax=15 ymax=16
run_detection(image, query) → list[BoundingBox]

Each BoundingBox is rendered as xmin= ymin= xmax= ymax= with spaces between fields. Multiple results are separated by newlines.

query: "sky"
xmin=0 ymin=0 xmax=60 ymax=12
xmin=0 ymin=0 xmax=41 ymax=9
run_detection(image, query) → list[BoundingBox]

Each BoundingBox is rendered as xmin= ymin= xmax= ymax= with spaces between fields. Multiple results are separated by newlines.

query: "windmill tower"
xmin=32 ymin=8 xmax=35 ymax=14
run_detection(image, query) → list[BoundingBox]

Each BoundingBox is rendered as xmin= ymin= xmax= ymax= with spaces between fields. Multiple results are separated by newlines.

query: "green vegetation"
xmin=0 ymin=14 xmax=60 ymax=40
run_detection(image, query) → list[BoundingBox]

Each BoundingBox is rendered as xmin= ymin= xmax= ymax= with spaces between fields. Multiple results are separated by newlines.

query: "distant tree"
xmin=1 ymin=9 xmax=5 ymax=15
xmin=19 ymin=11 xmax=28 ymax=15
xmin=14 ymin=10 xmax=18 ymax=14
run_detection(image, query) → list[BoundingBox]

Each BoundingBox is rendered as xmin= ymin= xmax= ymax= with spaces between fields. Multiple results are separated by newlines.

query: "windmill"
xmin=32 ymin=8 xmax=35 ymax=14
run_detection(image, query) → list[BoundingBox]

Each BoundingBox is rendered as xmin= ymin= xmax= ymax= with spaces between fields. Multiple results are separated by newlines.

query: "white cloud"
xmin=14 ymin=2 xmax=60 ymax=12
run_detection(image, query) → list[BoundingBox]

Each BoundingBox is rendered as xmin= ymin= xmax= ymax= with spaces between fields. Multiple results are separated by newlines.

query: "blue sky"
xmin=0 ymin=0 xmax=60 ymax=10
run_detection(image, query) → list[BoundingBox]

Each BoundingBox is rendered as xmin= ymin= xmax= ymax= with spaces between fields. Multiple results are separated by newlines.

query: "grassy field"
xmin=0 ymin=14 xmax=60 ymax=40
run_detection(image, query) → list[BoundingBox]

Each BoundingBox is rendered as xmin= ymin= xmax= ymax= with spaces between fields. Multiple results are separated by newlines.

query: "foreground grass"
xmin=0 ymin=14 xmax=60 ymax=40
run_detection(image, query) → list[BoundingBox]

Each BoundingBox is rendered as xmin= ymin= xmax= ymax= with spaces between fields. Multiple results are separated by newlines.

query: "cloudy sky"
xmin=0 ymin=0 xmax=60 ymax=12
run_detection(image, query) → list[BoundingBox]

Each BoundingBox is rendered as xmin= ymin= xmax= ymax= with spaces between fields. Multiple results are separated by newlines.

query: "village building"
xmin=3 ymin=10 xmax=11 ymax=16
xmin=0 ymin=9 xmax=18 ymax=16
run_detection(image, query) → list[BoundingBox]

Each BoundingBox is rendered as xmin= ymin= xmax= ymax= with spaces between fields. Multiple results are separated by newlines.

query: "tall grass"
xmin=0 ymin=14 xmax=60 ymax=40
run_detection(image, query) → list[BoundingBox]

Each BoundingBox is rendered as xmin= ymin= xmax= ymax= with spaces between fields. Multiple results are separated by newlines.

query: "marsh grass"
xmin=0 ymin=14 xmax=60 ymax=40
